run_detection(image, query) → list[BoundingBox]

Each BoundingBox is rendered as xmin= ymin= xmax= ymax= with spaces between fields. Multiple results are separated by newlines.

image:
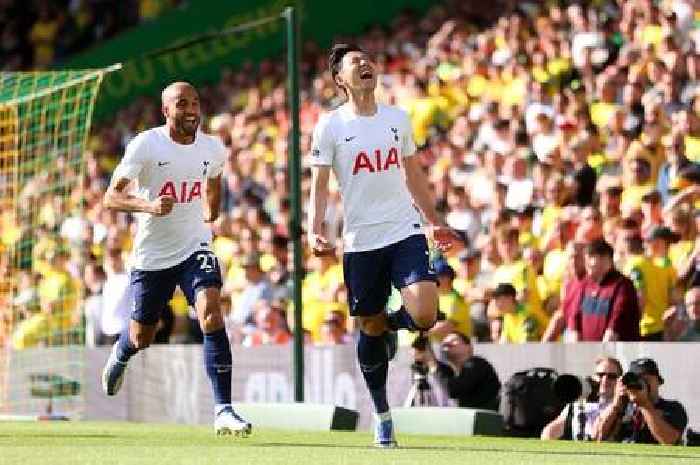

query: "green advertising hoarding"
xmin=61 ymin=0 xmax=437 ymax=119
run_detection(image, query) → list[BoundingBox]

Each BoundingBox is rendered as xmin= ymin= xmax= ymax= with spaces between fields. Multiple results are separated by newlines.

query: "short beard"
xmin=176 ymin=118 xmax=197 ymax=137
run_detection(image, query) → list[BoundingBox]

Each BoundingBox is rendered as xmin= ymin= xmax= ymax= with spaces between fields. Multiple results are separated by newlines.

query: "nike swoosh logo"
xmin=158 ymin=161 xmax=169 ymax=167
xmin=345 ymin=136 xmax=356 ymax=142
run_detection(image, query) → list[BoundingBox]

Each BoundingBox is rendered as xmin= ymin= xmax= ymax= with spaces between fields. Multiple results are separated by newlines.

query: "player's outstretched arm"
xmin=308 ymin=166 xmax=334 ymax=256
xmin=404 ymin=155 xmax=454 ymax=251
xmin=204 ymin=174 xmax=222 ymax=223
xmin=103 ymin=177 xmax=174 ymax=216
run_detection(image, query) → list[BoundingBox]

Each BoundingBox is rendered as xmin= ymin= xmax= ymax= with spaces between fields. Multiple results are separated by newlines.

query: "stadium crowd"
xmin=0 ymin=0 xmax=184 ymax=70
xmin=3 ymin=0 xmax=700 ymax=350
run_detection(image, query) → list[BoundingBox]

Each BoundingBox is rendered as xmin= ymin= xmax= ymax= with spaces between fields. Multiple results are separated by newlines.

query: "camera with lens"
xmin=410 ymin=334 xmax=430 ymax=377
xmin=554 ymin=374 xmax=600 ymax=404
xmin=621 ymin=371 xmax=647 ymax=391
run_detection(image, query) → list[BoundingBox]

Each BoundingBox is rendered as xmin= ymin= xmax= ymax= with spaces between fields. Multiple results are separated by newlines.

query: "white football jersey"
xmin=112 ymin=126 xmax=226 ymax=270
xmin=310 ymin=103 xmax=423 ymax=252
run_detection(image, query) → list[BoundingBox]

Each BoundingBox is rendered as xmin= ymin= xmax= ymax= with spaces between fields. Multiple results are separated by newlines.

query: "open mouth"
xmin=360 ymin=69 xmax=373 ymax=80
xmin=184 ymin=116 xmax=198 ymax=125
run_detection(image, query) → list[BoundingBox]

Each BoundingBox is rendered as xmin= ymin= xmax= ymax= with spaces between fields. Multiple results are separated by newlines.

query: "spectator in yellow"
xmin=590 ymin=74 xmax=619 ymax=130
xmin=426 ymin=259 xmax=471 ymax=342
xmin=493 ymin=283 xmax=548 ymax=343
xmin=491 ymin=227 xmax=543 ymax=316
xmin=625 ymin=121 xmax=666 ymax=182
xmin=619 ymin=231 xmax=673 ymax=342
xmin=512 ymin=205 xmax=538 ymax=250
xmin=12 ymin=248 xmax=78 ymax=349
xmin=541 ymin=218 xmax=573 ymax=305
xmin=29 ymin=4 xmax=59 ymax=68
xmin=667 ymin=207 xmax=696 ymax=272
xmin=301 ymin=252 xmax=347 ymax=342
xmin=453 ymin=248 xmax=485 ymax=303
xmin=539 ymin=175 xmax=568 ymax=244
xmin=645 ymin=224 xmax=681 ymax=307
xmin=621 ymin=157 xmax=655 ymax=214
xmin=676 ymin=109 xmax=700 ymax=163
xmin=211 ymin=214 xmax=237 ymax=270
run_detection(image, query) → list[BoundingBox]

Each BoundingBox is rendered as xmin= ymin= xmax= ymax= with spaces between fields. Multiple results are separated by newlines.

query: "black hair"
xmin=586 ymin=238 xmax=615 ymax=258
xmin=493 ymin=282 xmax=517 ymax=298
xmin=328 ymin=43 xmax=365 ymax=94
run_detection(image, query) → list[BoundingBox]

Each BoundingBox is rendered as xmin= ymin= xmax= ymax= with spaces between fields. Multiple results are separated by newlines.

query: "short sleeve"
xmin=628 ymin=266 xmax=645 ymax=291
xmin=401 ymin=111 xmax=417 ymax=158
xmin=310 ymin=114 xmax=335 ymax=166
xmin=208 ymin=136 xmax=227 ymax=178
xmin=112 ymin=133 xmax=149 ymax=181
xmin=661 ymin=400 xmax=688 ymax=434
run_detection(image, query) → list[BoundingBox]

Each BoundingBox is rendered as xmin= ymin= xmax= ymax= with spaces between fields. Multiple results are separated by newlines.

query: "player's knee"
xmin=198 ymin=302 xmax=224 ymax=332
xmin=412 ymin=313 xmax=437 ymax=331
xmin=358 ymin=316 xmax=385 ymax=336
xmin=200 ymin=314 xmax=224 ymax=333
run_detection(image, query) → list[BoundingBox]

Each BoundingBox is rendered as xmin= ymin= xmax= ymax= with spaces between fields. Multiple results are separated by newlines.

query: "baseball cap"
xmin=492 ymin=282 xmax=517 ymax=298
xmin=629 ymin=357 xmax=664 ymax=384
xmin=645 ymin=225 xmax=681 ymax=243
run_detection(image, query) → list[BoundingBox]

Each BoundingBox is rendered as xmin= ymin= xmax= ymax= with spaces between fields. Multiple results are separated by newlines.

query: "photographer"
xmin=413 ymin=331 xmax=500 ymax=410
xmin=541 ymin=356 xmax=622 ymax=441
xmin=593 ymin=358 xmax=688 ymax=445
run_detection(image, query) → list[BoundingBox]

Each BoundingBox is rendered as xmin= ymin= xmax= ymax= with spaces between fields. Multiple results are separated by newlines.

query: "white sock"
xmin=375 ymin=411 xmax=392 ymax=422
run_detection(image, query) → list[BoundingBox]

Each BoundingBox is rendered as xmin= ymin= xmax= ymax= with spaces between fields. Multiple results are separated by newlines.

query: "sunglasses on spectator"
xmin=595 ymin=372 xmax=619 ymax=380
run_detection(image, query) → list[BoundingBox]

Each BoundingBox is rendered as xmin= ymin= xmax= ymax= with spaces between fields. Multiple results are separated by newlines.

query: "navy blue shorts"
xmin=130 ymin=250 xmax=223 ymax=325
xmin=343 ymin=234 xmax=437 ymax=317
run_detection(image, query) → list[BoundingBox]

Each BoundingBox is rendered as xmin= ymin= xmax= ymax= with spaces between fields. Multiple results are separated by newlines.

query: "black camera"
xmin=554 ymin=374 xmax=600 ymax=404
xmin=410 ymin=361 xmax=429 ymax=377
xmin=686 ymin=428 xmax=700 ymax=447
xmin=621 ymin=371 xmax=647 ymax=391
xmin=410 ymin=335 xmax=431 ymax=379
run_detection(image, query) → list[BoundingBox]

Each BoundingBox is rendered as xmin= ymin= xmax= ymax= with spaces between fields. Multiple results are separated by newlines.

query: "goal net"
xmin=0 ymin=67 xmax=114 ymax=419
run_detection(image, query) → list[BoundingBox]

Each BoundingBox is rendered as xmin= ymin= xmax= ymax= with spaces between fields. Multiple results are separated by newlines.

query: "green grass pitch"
xmin=2 ymin=421 xmax=699 ymax=465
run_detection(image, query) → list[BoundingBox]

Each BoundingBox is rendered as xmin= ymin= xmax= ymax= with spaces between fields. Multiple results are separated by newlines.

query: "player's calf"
xmin=101 ymin=342 xmax=129 ymax=396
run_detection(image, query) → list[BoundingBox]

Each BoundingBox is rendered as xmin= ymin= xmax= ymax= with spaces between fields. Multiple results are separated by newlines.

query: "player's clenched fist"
xmin=150 ymin=195 xmax=175 ymax=216
xmin=310 ymin=232 xmax=335 ymax=257
xmin=431 ymin=224 xmax=458 ymax=252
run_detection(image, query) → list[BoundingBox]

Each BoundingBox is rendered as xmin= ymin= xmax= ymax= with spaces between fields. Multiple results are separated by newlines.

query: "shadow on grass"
xmin=255 ymin=442 xmax=699 ymax=460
